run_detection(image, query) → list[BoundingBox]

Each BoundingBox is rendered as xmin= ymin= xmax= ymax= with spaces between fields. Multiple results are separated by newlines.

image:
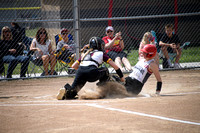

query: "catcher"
xmin=57 ymin=37 xmax=125 ymax=100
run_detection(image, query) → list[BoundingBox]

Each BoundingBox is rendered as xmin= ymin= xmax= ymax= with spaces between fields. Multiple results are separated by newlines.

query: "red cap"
xmin=60 ymin=28 xmax=69 ymax=34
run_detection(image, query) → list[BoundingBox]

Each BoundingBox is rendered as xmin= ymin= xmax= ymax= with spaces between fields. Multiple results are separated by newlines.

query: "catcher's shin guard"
xmin=64 ymin=83 xmax=77 ymax=99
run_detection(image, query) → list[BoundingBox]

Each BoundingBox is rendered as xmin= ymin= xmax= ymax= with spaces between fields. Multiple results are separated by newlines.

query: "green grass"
xmin=2 ymin=47 xmax=200 ymax=76
xmin=179 ymin=47 xmax=200 ymax=63
xmin=26 ymin=28 xmax=39 ymax=38
xmin=126 ymin=47 xmax=200 ymax=64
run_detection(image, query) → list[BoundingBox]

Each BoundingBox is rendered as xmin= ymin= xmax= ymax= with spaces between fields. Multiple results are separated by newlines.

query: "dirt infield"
xmin=0 ymin=69 xmax=200 ymax=133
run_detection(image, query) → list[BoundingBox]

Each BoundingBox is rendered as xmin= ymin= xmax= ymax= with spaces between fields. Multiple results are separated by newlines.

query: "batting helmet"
xmin=141 ymin=44 xmax=157 ymax=58
xmin=89 ymin=37 xmax=105 ymax=51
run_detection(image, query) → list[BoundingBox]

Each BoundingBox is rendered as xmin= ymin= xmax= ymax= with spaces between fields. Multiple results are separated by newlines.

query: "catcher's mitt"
xmin=65 ymin=89 xmax=77 ymax=99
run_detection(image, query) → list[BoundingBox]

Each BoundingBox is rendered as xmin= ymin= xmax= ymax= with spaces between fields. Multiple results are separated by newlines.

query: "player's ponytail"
xmin=81 ymin=48 xmax=93 ymax=62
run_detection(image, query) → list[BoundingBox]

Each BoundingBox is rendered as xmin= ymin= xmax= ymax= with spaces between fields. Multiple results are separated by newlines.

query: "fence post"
xmin=73 ymin=0 xmax=80 ymax=60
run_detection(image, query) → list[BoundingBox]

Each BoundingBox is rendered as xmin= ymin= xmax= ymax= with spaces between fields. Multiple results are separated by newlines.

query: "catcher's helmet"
xmin=89 ymin=37 xmax=105 ymax=51
xmin=141 ymin=44 xmax=157 ymax=58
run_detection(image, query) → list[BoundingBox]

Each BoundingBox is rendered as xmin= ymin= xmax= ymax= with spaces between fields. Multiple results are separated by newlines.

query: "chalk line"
xmin=86 ymin=103 xmax=200 ymax=126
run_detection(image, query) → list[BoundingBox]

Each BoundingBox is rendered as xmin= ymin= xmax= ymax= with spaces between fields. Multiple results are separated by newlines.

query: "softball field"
xmin=0 ymin=69 xmax=200 ymax=133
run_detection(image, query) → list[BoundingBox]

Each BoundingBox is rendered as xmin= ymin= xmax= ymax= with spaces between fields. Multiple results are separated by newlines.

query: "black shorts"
xmin=107 ymin=51 xmax=127 ymax=61
xmin=125 ymin=77 xmax=144 ymax=95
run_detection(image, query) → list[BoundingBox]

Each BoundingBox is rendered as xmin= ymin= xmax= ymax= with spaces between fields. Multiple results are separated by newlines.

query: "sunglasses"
xmin=107 ymin=30 xmax=113 ymax=33
xmin=3 ymin=30 xmax=11 ymax=33
xmin=39 ymin=32 xmax=46 ymax=35
xmin=61 ymin=32 xmax=68 ymax=35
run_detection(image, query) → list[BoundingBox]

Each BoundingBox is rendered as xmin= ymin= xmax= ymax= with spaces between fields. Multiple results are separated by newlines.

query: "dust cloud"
xmin=78 ymin=81 xmax=133 ymax=99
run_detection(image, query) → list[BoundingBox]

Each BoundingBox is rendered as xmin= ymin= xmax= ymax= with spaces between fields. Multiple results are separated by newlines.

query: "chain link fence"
xmin=0 ymin=0 xmax=200 ymax=79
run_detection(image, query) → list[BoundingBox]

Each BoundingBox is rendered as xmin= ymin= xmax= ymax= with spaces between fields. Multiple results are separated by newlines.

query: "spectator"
xmin=30 ymin=28 xmax=56 ymax=76
xmin=139 ymin=32 xmax=159 ymax=66
xmin=10 ymin=22 xmax=24 ymax=44
xmin=56 ymin=28 xmax=76 ymax=62
xmin=102 ymin=26 xmax=132 ymax=72
xmin=56 ymin=37 xmax=125 ymax=100
xmin=159 ymin=24 xmax=181 ymax=68
xmin=0 ymin=26 xmax=30 ymax=78
xmin=125 ymin=44 xmax=162 ymax=95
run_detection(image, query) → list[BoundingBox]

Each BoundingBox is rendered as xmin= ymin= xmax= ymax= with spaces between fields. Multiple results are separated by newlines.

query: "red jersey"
xmin=102 ymin=36 xmax=123 ymax=53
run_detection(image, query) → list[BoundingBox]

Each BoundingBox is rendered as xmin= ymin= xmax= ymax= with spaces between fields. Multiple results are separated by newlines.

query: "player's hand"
xmin=120 ymin=77 xmax=125 ymax=82
xmin=155 ymin=91 xmax=160 ymax=96
xmin=150 ymin=91 xmax=160 ymax=97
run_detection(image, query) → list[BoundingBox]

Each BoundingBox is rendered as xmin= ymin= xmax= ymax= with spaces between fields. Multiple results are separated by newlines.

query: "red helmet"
xmin=141 ymin=44 xmax=157 ymax=58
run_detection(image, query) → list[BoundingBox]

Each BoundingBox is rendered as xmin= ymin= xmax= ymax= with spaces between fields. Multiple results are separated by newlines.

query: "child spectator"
xmin=159 ymin=24 xmax=181 ymax=68
xmin=139 ymin=32 xmax=159 ymax=66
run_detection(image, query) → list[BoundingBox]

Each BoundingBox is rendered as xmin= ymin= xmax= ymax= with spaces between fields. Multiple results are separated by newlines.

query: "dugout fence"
xmin=0 ymin=0 xmax=200 ymax=80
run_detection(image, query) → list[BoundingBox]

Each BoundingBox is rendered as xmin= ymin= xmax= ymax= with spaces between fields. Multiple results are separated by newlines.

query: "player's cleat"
xmin=56 ymin=88 xmax=66 ymax=100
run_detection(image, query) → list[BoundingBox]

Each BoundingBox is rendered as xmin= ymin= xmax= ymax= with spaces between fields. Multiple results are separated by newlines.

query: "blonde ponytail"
xmin=81 ymin=48 xmax=93 ymax=62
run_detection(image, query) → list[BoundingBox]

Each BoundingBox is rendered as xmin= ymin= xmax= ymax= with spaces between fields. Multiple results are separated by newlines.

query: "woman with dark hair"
xmin=30 ymin=28 xmax=56 ymax=76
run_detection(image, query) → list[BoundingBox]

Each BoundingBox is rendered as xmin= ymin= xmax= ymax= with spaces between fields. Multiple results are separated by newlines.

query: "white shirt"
xmin=129 ymin=59 xmax=154 ymax=84
xmin=80 ymin=50 xmax=104 ymax=67
xmin=32 ymin=38 xmax=51 ymax=58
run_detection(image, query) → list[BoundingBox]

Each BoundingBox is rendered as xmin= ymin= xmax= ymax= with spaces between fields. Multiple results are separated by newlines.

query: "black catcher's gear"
xmin=64 ymin=83 xmax=77 ymax=99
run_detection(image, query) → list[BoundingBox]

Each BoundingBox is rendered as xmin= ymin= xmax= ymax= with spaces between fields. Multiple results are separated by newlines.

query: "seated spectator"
xmin=10 ymin=22 xmax=24 ymax=44
xmin=159 ymin=24 xmax=181 ymax=68
xmin=56 ymin=28 xmax=76 ymax=63
xmin=30 ymin=28 xmax=56 ymax=76
xmin=102 ymin=26 xmax=132 ymax=72
xmin=139 ymin=32 xmax=159 ymax=66
xmin=0 ymin=26 xmax=30 ymax=78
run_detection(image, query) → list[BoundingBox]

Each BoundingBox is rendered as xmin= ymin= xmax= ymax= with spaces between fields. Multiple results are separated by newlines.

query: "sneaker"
xmin=167 ymin=59 xmax=173 ymax=68
xmin=174 ymin=63 xmax=182 ymax=69
xmin=56 ymin=88 xmax=66 ymax=100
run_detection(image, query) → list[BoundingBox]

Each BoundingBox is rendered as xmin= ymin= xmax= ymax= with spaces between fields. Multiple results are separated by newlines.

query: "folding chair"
xmin=27 ymin=50 xmax=58 ymax=77
xmin=55 ymin=47 xmax=76 ymax=75
xmin=27 ymin=50 xmax=45 ymax=77
xmin=55 ymin=34 xmax=76 ymax=75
